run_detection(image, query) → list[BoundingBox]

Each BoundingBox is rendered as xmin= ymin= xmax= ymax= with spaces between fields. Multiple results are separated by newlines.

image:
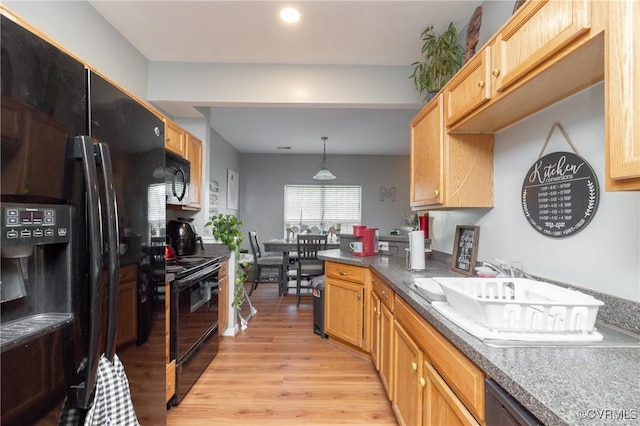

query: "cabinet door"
xmin=116 ymin=266 xmax=138 ymax=347
xmin=411 ymin=95 xmax=443 ymax=208
xmin=185 ymin=133 xmax=203 ymax=208
xmin=164 ymin=119 xmax=184 ymax=155
xmin=379 ymin=302 xmax=394 ymax=400
xmin=606 ymin=0 xmax=640 ymax=189
xmin=392 ymin=320 xmax=423 ymax=426
xmin=325 ymin=277 xmax=364 ymax=348
xmin=495 ymin=0 xmax=591 ymax=92
xmin=370 ymin=290 xmax=381 ymax=368
xmin=445 ymin=49 xmax=492 ymax=126
xmin=423 ymin=361 xmax=479 ymax=426
xmin=218 ymin=269 xmax=229 ymax=334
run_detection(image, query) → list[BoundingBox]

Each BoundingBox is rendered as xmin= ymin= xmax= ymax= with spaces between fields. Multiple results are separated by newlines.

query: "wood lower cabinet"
xmin=410 ymin=94 xmax=494 ymax=209
xmin=165 ymin=281 xmax=175 ymax=403
xmin=423 ymin=361 xmax=479 ymax=426
xmin=606 ymin=0 xmax=640 ymax=189
xmin=371 ymin=272 xmax=394 ymax=399
xmin=185 ymin=132 xmax=203 ymax=209
xmin=218 ymin=259 xmax=229 ymax=334
xmin=394 ymin=297 xmax=485 ymax=424
xmin=325 ymin=262 xmax=368 ymax=349
xmin=102 ymin=264 xmax=138 ymax=348
xmin=392 ymin=320 xmax=423 ymax=426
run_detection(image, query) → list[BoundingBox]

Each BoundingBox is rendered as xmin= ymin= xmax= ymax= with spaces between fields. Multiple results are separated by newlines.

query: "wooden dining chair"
xmin=248 ymin=231 xmax=284 ymax=295
xmin=295 ymin=234 xmax=327 ymax=307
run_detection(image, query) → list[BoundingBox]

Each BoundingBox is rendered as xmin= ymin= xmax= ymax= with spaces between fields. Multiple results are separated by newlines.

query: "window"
xmin=284 ymin=185 xmax=361 ymax=235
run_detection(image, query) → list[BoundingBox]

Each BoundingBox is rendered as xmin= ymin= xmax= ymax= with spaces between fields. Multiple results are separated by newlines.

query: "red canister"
xmin=419 ymin=214 xmax=429 ymax=239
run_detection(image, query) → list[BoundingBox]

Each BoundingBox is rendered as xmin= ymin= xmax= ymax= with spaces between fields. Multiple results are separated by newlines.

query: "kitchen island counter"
xmin=318 ymin=249 xmax=640 ymax=426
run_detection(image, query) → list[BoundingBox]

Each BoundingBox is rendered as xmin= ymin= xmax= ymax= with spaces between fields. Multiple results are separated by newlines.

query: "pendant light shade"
xmin=313 ymin=136 xmax=336 ymax=180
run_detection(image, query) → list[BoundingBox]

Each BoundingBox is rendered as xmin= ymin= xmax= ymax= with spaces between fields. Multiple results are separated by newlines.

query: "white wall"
xmin=4 ymin=1 xmax=149 ymax=99
xmin=239 ymin=154 xmax=410 ymax=251
xmin=428 ymin=83 xmax=640 ymax=302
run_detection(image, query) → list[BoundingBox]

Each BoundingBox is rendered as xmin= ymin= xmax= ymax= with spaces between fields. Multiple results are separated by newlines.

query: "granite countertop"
xmin=318 ymin=249 xmax=640 ymax=426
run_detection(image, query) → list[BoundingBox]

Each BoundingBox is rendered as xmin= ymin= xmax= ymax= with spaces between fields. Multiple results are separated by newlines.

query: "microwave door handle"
xmin=173 ymin=167 xmax=187 ymax=201
xmin=70 ymin=135 xmax=103 ymax=409
xmin=96 ymin=143 xmax=120 ymax=363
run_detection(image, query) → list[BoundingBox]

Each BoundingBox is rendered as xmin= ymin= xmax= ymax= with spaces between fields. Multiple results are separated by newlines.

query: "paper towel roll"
xmin=409 ymin=230 xmax=426 ymax=271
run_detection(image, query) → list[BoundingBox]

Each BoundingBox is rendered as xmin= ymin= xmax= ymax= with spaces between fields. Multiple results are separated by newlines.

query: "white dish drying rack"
xmin=430 ymin=277 xmax=604 ymax=341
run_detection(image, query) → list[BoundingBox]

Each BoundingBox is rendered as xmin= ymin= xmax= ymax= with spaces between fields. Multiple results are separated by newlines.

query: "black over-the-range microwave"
xmin=166 ymin=151 xmax=191 ymax=206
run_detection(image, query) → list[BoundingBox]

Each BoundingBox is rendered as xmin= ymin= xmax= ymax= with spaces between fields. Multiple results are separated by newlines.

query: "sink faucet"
xmin=481 ymin=260 xmax=537 ymax=280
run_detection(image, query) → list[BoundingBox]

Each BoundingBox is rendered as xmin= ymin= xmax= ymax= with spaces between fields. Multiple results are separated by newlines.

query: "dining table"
xmin=263 ymin=238 xmax=340 ymax=295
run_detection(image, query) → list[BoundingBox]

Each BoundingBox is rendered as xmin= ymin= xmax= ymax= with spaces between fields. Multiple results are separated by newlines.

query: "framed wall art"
xmin=450 ymin=225 xmax=480 ymax=276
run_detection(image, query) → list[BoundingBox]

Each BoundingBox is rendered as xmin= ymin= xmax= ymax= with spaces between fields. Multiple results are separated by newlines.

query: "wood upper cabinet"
xmin=325 ymin=261 xmax=367 ymax=349
xmin=494 ymin=0 xmax=591 ymax=93
xmin=185 ymin=132 xmax=203 ymax=209
xmin=164 ymin=119 xmax=185 ymax=156
xmin=411 ymin=94 xmax=494 ymax=209
xmin=444 ymin=49 xmax=492 ymax=127
xmin=605 ymin=0 xmax=640 ymax=189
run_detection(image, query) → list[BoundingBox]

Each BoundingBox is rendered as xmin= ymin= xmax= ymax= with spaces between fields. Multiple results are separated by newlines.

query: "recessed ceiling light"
xmin=276 ymin=146 xmax=292 ymax=150
xmin=280 ymin=7 xmax=300 ymax=23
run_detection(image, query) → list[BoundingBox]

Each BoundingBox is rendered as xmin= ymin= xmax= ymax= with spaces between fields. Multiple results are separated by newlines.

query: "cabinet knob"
xmin=167 ymin=381 xmax=172 ymax=389
xmin=492 ymin=68 xmax=501 ymax=76
xmin=478 ymin=81 xmax=485 ymax=88
xmin=357 ymin=294 xmax=362 ymax=300
xmin=373 ymin=306 xmax=377 ymax=313
xmin=419 ymin=377 xmax=426 ymax=387
xmin=411 ymin=362 xmax=418 ymax=371
xmin=434 ymin=189 xmax=440 ymax=197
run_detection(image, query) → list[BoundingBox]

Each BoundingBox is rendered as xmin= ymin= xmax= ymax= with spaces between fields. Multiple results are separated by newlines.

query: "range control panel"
xmin=1 ymin=203 xmax=72 ymax=246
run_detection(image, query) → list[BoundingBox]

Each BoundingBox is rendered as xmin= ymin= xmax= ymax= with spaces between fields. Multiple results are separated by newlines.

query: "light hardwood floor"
xmin=167 ymin=283 xmax=397 ymax=425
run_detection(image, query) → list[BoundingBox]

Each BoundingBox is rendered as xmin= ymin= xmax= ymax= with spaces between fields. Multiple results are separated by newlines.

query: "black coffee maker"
xmin=166 ymin=218 xmax=204 ymax=256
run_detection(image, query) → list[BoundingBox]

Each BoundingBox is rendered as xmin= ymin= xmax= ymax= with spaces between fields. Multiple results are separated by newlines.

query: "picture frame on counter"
xmin=451 ymin=225 xmax=479 ymax=276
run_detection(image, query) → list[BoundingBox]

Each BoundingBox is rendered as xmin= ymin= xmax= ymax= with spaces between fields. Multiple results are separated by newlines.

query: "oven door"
xmin=173 ymin=278 xmax=219 ymax=363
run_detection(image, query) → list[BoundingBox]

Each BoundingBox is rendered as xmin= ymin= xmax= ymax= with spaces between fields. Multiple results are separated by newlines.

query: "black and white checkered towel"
xmin=84 ymin=353 xmax=140 ymax=426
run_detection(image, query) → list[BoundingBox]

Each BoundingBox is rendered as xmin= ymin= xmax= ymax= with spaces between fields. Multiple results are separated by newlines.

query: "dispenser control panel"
xmin=1 ymin=204 xmax=71 ymax=245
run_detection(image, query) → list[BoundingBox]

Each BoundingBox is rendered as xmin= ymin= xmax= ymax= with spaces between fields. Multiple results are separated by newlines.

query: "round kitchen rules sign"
xmin=521 ymin=151 xmax=599 ymax=238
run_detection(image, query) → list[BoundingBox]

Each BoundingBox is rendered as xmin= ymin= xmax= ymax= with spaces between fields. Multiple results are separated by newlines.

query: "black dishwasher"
xmin=485 ymin=379 xmax=543 ymax=426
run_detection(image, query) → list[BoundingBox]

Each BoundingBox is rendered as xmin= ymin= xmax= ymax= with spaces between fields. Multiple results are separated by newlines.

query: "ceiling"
xmin=88 ymin=1 xmax=482 ymax=155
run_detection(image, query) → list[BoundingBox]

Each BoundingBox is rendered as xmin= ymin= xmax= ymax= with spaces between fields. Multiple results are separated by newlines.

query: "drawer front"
xmin=326 ymin=261 xmax=365 ymax=284
xmin=395 ymin=298 xmax=485 ymax=422
xmin=118 ymin=264 xmax=137 ymax=283
xmin=371 ymin=274 xmax=394 ymax=312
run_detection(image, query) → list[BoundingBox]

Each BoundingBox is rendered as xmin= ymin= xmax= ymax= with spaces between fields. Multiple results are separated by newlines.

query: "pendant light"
xmin=313 ymin=136 xmax=336 ymax=180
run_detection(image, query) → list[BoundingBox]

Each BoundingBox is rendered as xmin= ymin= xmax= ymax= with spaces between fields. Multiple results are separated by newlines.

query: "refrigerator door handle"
xmin=95 ymin=143 xmax=120 ymax=362
xmin=70 ymin=135 xmax=103 ymax=409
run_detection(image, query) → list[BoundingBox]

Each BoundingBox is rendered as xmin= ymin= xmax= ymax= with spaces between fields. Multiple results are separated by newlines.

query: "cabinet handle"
xmin=419 ymin=377 xmax=426 ymax=387
xmin=338 ymin=270 xmax=350 ymax=276
xmin=478 ymin=81 xmax=485 ymax=88
xmin=492 ymin=68 xmax=501 ymax=76
xmin=434 ymin=189 xmax=440 ymax=196
xmin=411 ymin=362 xmax=418 ymax=371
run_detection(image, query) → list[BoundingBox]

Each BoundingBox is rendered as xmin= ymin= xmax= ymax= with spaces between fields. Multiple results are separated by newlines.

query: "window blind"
xmin=284 ymin=185 xmax=361 ymax=233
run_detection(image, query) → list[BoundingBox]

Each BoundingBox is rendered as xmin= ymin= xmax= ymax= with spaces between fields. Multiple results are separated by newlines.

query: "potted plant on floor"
xmin=409 ymin=22 xmax=465 ymax=102
xmin=205 ymin=214 xmax=247 ymax=310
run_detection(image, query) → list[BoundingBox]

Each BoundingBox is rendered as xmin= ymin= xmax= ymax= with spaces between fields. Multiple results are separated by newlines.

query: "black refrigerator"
xmin=1 ymin=14 xmax=166 ymax=425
